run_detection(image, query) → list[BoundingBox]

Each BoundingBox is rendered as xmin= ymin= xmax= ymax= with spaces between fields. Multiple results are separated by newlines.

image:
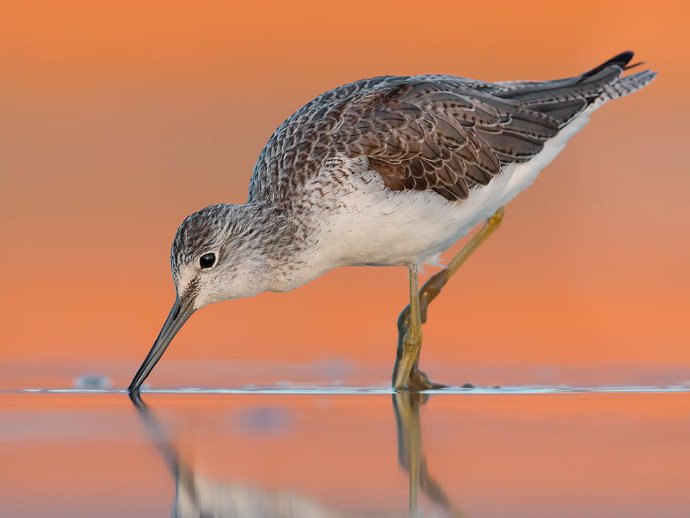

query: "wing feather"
xmin=249 ymin=51 xmax=652 ymax=204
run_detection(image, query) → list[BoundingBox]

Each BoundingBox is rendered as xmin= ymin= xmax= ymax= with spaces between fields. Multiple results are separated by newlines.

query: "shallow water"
xmin=2 ymin=388 xmax=690 ymax=517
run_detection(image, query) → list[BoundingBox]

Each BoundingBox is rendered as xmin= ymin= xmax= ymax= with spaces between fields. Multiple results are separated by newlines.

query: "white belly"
xmin=314 ymin=107 xmax=595 ymax=269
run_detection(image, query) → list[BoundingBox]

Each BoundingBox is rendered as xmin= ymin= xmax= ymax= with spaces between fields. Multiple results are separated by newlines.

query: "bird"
xmin=128 ymin=50 xmax=655 ymax=392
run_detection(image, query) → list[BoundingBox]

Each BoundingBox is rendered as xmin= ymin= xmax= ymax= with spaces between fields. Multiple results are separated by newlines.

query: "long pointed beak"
xmin=128 ymin=297 xmax=196 ymax=392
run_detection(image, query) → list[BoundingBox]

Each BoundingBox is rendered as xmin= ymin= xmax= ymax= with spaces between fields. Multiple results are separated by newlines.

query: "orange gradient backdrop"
xmin=1 ymin=1 xmax=688 ymax=377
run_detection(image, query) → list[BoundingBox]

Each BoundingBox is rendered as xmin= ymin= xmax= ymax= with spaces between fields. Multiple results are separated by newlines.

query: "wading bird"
xmin=129 ymin=51 xmax=655 ymax=392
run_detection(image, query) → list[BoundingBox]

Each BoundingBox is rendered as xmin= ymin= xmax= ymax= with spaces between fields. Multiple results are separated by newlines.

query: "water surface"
xmin=2 ymin=388 xmax=690 ymax=517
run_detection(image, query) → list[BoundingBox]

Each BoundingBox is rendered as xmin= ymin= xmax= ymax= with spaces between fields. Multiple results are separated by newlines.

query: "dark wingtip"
xmin=580 ymin=50 xmax=635 ymax=81
xmin=624 ymin=61 xmax=645 ymax=71
xmin=607 ymin=50 xmax=635 ymax=68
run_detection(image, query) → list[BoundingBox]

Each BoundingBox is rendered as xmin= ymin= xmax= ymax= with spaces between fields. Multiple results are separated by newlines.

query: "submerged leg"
xmin=392 ymin=207 xmax=505 ymax=390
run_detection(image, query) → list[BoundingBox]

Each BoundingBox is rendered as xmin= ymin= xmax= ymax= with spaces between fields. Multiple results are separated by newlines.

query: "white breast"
xmin=306 ymin=106 xmax=597 ymax=273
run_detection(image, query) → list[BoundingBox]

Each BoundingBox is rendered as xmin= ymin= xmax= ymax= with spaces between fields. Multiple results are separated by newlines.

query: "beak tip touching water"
xmin=128 ymin=297 xmax=196 ymax=392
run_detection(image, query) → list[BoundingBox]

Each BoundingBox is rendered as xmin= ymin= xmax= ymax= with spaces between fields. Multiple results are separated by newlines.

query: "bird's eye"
xmin=199 ymin=252 xmax=216 ymax=269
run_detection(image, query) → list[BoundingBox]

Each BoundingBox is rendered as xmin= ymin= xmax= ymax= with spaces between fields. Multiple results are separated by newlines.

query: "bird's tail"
xmin=582 ymin=51 xmax=657 ymax=104
xmin=495 ymin=51 xmax=656 ymax=126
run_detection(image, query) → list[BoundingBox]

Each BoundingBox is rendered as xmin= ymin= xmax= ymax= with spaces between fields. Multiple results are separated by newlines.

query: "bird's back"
xmin=248 ymin=51 xmax=655 ymax=207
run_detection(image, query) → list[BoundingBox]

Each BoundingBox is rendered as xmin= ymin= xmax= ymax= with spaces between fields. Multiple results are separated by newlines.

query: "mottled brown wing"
xmin=334 ymin=79 xmax=564 ymax=201
xmin=249 ymin=52 xmax=640 ymax=204
xmin=332 ymin=52 xmax=640 ymax=201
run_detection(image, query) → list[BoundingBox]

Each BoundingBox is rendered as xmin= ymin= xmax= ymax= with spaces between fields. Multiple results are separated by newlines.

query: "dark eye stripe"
xmin=199 ymin=252 xmax=216 ymax=269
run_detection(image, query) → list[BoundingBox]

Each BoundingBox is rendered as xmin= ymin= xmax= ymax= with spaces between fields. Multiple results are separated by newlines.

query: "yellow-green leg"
xmin=392 ymin=207 xmax=505 ymax=390
xmin=393 ymin=264 xmax=424 ymax=390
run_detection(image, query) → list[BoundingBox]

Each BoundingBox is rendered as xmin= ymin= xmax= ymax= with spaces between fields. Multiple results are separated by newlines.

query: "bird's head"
xmin=129 ymin=203 xmax=269 ymax=391
xmin=171 ymin=204 xmax=269 ymax=308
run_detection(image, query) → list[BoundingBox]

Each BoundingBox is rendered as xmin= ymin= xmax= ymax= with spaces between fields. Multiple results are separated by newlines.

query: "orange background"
xmin=1 ymin=0 xmax=688 ymax=383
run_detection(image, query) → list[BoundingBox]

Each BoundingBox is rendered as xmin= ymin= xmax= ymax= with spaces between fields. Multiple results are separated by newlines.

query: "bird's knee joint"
xmin=490 ymin=207 xmax=505 ymax=225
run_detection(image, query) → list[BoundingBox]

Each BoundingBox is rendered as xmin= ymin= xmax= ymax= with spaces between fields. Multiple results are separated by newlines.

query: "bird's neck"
xmin=235 ymin=202 xmax=321 ymax=293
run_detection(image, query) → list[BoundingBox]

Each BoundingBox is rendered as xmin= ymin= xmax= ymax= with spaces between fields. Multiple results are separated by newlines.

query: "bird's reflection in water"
xmin=393 ymin=393 xmax=465 ymax=518
xmin=130 ymin=392 xmax=464 ymax=517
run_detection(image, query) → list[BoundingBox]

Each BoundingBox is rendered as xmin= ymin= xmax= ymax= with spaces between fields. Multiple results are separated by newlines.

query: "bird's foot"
xmin=404 ymin=367 xmax=447 ymax=391
xmin=393 ymin=325 xmax=446 ymax=390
